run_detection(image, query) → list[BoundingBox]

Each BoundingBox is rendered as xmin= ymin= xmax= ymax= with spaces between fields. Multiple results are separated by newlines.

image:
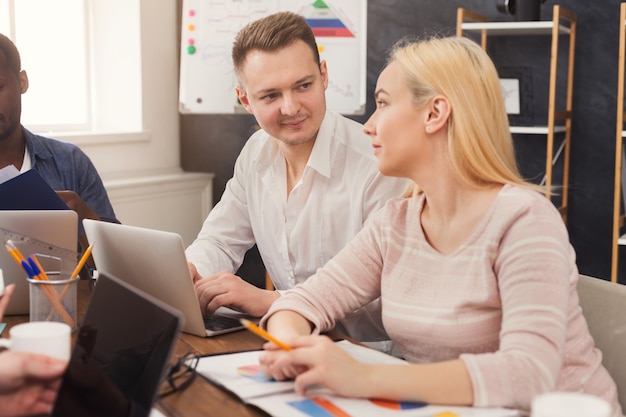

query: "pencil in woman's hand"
xmin=240 ymin=318 xmax=292 ymax=351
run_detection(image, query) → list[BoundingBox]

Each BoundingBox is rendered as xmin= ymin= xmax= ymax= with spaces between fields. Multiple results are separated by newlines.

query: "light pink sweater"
xmin=265 ymin=185 xmax=622 ymax=416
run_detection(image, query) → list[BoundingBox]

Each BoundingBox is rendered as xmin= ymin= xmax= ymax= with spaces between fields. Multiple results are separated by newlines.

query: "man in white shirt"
xmin=185 ymin=11 xmax=408 ymax=343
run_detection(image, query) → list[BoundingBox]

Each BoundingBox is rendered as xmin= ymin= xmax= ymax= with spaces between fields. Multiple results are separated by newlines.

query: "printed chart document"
xmin=195 ymin=340 xmax=520 ymax=417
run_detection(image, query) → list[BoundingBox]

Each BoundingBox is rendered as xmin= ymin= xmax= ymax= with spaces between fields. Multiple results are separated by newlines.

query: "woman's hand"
xmin=259 ymin=335 xmax=370 ymax=397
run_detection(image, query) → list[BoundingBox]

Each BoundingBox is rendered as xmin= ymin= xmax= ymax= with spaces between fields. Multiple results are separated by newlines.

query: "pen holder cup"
xmin=28 ymin=272 xmax=78 ymax=331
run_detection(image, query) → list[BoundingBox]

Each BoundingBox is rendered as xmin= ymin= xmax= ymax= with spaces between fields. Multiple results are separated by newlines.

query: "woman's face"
xmin=363 ymin=61 xmax=428 ymax=179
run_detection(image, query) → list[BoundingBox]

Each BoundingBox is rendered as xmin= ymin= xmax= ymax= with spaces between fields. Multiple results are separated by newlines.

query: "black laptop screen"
xmin=52 ymin=273 xmax=183 ymax=417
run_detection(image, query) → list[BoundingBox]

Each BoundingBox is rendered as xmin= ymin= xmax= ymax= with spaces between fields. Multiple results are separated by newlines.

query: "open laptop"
xmin=83 ymin=219 xmax=249 ymax=337
xmin=0 ymin=210 xmax=78 ymax=315
xmin=52 ymin=272 xmax=183 ymax=417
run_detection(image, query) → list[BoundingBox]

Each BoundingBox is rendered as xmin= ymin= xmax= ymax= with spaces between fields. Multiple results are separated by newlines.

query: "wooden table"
xmin=1 ymin=279 xmax=272 ymax=417
xmin=160 ymin=331 xmax=268 ymax=417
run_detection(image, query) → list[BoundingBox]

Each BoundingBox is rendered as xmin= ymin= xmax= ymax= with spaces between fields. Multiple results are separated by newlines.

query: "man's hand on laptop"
xmin=194 ymin=271 xmax=280 ymax=318
xmin=188 ymin=262 xmax=203 ymax=284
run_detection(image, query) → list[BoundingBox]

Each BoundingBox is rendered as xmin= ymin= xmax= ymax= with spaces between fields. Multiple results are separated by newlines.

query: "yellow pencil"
xmin=69 ymin=242 xmax=94 ymax=279
xmin=5 ymin=240 xmax=26 ymax=263
xmin=240 ymin=318 xmax=292 ymax=351
xmin=44 ymin=243 xmax=94 ymax=323
xmin=5 ymin=244 xmax=24 ymax=265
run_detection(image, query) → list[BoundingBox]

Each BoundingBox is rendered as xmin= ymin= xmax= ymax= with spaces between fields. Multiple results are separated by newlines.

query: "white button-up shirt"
xmin=186 ymin=111 xmax=410 ymax=341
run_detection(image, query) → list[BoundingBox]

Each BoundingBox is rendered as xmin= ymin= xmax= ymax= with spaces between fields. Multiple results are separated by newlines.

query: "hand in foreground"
xmin=0 ymin=284 xmax=16 ymax=320
xmin=194 ymin=270 xmax=279 ymax=317
xmin=0 ymin=351 xmax=67 ymax=417
xmin=259 ymin=335 xmax=369 ymax=398
xmin=56 ymin=190 xmax=100 ymax=221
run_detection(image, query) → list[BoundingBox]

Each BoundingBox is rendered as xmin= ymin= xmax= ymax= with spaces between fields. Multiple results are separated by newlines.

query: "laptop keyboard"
xmin=203 ymin=314 xmax=243 ymax=332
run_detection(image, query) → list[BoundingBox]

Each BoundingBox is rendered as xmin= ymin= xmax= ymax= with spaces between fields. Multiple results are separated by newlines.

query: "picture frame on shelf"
xmin=498 ymin=66 xmax=534 ymax=126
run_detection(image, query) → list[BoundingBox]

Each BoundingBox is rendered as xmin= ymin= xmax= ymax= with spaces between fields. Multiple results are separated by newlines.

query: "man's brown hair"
xmin=232 ymin=11 xmax=320 ymax=86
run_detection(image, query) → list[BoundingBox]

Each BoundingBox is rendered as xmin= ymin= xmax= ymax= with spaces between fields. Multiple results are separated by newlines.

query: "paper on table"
xmin=195 ymin=340 xmax=407 ymax=399
xmin=249 ymin=390 xmax=520 ymax=417
xmin=196 ymin=348 xmax=296 ymax=399
xmin=195 ymin=340 xmax=520 ymax=417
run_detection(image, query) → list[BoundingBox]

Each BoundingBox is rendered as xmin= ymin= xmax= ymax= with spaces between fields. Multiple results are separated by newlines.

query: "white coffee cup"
xmin=532 ymin=392 xmax=611 ymax=417
xmin=0 ymin=321 xmax=71 ymax=360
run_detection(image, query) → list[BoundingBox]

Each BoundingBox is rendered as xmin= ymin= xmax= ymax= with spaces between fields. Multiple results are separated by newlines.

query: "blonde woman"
xmin=259 ymin=36 xmax=622 ymax=417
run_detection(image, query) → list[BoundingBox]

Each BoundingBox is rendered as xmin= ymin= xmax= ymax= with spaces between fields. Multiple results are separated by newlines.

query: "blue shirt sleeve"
xmin=24 ymin=128 xmax=119 ymax=223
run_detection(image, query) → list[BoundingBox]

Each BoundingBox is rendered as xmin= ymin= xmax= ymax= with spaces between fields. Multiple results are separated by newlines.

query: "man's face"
xmin=235 ymin=40 xmax=328 ymax=147
xmin=0 ymin=51 xmax=25 ymax=142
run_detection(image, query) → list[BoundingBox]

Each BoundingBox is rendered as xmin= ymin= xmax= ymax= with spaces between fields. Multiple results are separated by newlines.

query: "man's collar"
xmin=304 ymin=111 xmax=332 ymax=178
xmin=22 ymin=127 xmax=53 ymax=162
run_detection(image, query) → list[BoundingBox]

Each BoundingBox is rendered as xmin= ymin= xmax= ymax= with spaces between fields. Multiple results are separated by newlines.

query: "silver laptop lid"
xmin=83 ymin=219 xmax=231 ymax=336
xmin=0 ymin=210 xmax=78 ymax=315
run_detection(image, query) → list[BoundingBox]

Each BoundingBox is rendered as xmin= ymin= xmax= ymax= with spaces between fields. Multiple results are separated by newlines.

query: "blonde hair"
xmin=389 ymin=36 xmax=546 ymax=196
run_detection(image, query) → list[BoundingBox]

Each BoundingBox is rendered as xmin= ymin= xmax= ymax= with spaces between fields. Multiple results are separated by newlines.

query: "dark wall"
xmin=180 ymin=0 xmax=625 ymax=284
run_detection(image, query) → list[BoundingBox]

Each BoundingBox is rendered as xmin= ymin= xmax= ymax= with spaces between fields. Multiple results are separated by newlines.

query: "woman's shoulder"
xmin=379 ymin=193 xmax=426 ymax=221
xmin=494 ymin=185 xmax=567 ymax=233
xmin=498 ymin=184 xmax=559 ymax=213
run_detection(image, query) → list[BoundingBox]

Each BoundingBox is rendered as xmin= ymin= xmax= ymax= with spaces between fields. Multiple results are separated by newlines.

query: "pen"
xmin=30 ymin=256 xmax=50 ymax=280
xmin=46 ymin=242 xmax=95 ymax=322
xmin=27 ymin=257 xmax=48 ymax=281
xmin=12 ymin=247 xmax=74 ymax=328
xmin=20 ymin=260 xmax=36 ymax=278
xmin=239 ymin=318 xmax=292 ymax=351
xmin=27 ymin=261 xmax=75 ymax=328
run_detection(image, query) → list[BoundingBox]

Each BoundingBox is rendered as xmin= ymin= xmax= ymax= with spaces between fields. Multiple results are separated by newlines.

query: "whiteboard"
xmin=179 ymin=0 xmax=367 ymax=115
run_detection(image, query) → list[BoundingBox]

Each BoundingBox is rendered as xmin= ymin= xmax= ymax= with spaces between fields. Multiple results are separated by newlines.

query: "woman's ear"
xmin=425 ymin=96 xmax=450 ymax=134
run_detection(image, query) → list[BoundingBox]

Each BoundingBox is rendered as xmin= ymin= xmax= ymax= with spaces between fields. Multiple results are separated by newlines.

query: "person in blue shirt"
xmin=0 ymin=33 xmax=117 ymax=224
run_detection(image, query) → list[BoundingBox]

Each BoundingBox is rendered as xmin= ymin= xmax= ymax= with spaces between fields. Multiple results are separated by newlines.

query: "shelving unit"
xmin=611 ymin=3 xmax=626 ymax=283
xmin=456 ymin=5 xmax=577 ymax=223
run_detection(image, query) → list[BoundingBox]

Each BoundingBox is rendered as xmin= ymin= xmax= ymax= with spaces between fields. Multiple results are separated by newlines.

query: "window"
xmin=0 ymin=0 xmax=142 ymax=136
xmin=0 ymin=0 xmax=180 ymax=181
